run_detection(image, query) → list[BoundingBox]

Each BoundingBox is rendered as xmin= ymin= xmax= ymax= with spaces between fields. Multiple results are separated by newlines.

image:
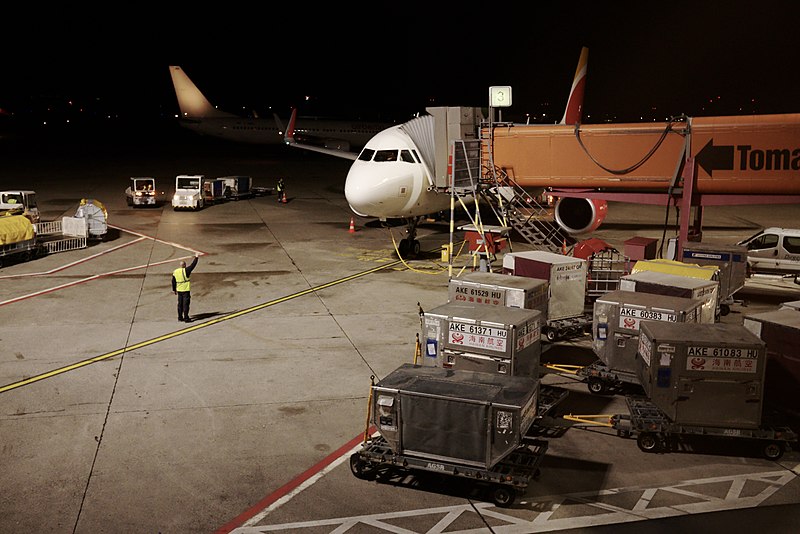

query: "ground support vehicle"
xmin=172 ymin=175 xmax=206 ymax=210
xmin=350 ymin=435 xmax=548 ymax=507
xmin=1 ymin=215 xmax=89 ymax=267
xmin=251 ymin=186 xmax=273 ymax=196
xmin=125 ymin=177 xmax=158 ymax=207
xmin=610 ymin=396 xmax=797 ymax=460
xmin=0 ymin=190 xmax=40 ymax=223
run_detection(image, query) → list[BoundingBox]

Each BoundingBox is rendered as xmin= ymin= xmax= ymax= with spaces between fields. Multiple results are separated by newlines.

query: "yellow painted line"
xmin=0 ymin=258 xmax=404 ymax=394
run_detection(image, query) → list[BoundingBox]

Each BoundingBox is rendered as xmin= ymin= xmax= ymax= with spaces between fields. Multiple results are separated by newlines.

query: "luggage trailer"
xmin=611 ymin=396 xmax=798 ymax=460
xmin=349 ymin=367 xmax=567 ymax=508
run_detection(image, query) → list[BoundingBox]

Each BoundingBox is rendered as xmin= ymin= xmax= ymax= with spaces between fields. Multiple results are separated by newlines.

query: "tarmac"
xmin=2 ymin=123 xmax=800 ymax=533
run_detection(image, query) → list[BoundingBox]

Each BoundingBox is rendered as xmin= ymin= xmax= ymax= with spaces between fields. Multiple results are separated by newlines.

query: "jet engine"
xmin=553 ymin=197 xmax=608 ymax=234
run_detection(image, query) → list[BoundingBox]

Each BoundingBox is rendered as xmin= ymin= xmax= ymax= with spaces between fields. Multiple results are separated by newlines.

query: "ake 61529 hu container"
xmin=448 ymin=271 xmax=548 ymax=316
xmin=371 ymin=364 xmax=539 ymax=469
xmin=637 ymin=322 xmax=766 ymax=429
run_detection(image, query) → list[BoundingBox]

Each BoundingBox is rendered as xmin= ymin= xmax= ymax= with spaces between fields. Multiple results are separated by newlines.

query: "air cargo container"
xmin=448 ymin=271 xmax=548 ymax=315
xmin=620 ymin=270 xmax=719 ymax=323
xmin=680 ymin=243 xmax=747 ymax=314
xmin=637 ymin=322 xmax=766 ymax=429
xmin=219 ymin=176 xmax=254 ymax=200
xmin=351 ymin=363 xmax=549 ymax=507
xmin=502 ymin=251 xmax=590 ymax=341
xmin=369 ymin=364 xmax=539 ymax=470
xmin=421 ymin=301 xmax=541 ymax=378
xmin=743 ymin=309 xmax=800 ymax=416
xmin=582 ymin=290 xmax=702 ymax=394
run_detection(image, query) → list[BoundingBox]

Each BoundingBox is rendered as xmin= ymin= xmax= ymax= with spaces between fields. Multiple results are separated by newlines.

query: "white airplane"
xmin=282 ymin=48 xmax=589 ymax=257
xmin=168 ymin=66 xmax=390 ymax=148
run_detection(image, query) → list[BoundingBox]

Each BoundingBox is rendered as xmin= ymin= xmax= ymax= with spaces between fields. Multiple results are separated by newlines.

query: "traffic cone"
xmin=562 ymin=239 xmax=567 ymax=255
xmin=348 ymin=217 xmax=356 ymax=233
xmin=281 ymin=192 xmax=287 ymax=203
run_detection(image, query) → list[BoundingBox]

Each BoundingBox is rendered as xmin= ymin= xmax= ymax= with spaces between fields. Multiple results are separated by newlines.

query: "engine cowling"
xmin=554 ymin=197 xmax=608 ymax=234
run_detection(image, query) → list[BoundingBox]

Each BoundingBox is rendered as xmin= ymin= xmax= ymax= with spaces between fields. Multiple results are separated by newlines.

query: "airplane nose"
xmin=344 ymin=163 xmax=411 ymax=218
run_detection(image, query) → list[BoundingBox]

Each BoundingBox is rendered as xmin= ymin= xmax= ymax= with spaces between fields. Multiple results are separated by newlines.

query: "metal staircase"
xmin=450 ymin=137 xmax=572 ymax=253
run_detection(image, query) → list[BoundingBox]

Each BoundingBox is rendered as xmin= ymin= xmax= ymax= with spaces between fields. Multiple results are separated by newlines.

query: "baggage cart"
xmin=609 ymin=396 xmax=797 ymax=460
xmin=350 ymin=366 xmax=566 ymax=507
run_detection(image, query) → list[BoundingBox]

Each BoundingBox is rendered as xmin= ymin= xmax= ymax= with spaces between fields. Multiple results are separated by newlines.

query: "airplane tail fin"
xmin=169 ymin=66 xmax=236 ymax=120
xmin=559 ymin=47 xmax=588 ymax=125
xmin=282 ymin=108 xmax=297 ymax=144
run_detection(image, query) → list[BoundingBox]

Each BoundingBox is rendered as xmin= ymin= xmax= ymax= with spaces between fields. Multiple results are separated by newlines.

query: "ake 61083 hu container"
xmin=371 ymin=364 xmax=539 ymax=469
xmin=421 ymin=301 xmax=541 ymax=378
xmin=637 ymin=322 xmax=766 ymax=429
xmin=593 ymin=290 xmax=702 ymax=373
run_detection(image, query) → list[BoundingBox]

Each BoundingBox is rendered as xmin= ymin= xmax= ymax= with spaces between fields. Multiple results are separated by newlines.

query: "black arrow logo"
xmin=696 ymin=138 xmax=734 ymax=175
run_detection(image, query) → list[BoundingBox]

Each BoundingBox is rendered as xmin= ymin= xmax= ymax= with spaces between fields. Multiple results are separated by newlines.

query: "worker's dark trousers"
xmin=177 ymin=291 xmax=191 ymax=320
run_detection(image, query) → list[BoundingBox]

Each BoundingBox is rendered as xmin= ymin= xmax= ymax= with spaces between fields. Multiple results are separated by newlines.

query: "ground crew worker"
xmin=276 ymin=178 xmax=285 ymax=203
xmin=172 ymin=254 xmax=199 ymax=322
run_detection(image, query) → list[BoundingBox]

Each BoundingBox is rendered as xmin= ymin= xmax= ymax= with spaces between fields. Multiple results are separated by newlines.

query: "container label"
xmin=515 ymin=320 xmax=540 ymax=350
xmin=618 ymin=307 xmax=678 ymax=330
xmin=686 ymin=346 xmax=759 ymax=373
xmin=452 ymin=285 xmax=504 ymax=306
xmin=639 ymin=336 xmax=652 ymax=366
xmin=448 ymin=321 xmax=507 ymax=352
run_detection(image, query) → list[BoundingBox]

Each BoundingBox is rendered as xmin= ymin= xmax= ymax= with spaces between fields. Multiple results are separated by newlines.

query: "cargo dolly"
xmin=545 ymin=360 xmax=640 ymax=396
xmin=566 ymin=396 xmax=797 ymax=460
xmin=350 ymin=435 xmax=548 ymax=507
xmin=349 ymin=380 xmax=567 ymax=508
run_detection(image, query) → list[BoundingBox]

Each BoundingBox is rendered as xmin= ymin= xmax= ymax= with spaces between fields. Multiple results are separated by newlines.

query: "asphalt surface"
xmin=2 ymin=123 xmax=800 ymax=533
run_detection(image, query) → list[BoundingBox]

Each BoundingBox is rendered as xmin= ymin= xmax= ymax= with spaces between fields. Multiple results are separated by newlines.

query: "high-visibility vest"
xmin=173 ymin=267 xmax=190 ymax=292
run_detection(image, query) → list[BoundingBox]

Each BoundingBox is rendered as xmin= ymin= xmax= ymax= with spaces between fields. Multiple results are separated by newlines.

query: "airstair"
xmin=449 ymin=137 xmax=571 ymax=254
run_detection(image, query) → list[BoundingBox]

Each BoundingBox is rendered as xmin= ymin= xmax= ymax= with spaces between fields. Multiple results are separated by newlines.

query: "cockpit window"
xmin=357 ymin=148 xmax=375 ymax=161
xmin=400 ymin=150 xmax=415 ymax=163
xmin=373 ymin=150 xmax=398 ymax=162
xmin=411 ymin=149 xmax=422 ymax=163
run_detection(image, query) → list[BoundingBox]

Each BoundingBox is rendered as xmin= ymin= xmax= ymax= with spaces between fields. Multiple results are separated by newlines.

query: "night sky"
xmin=3 ymin=1 xmax=799 ymax=127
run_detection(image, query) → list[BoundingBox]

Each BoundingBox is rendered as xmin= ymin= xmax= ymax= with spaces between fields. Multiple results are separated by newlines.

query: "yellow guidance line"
xmin=0 ymin=258 xmax=405 ymax=394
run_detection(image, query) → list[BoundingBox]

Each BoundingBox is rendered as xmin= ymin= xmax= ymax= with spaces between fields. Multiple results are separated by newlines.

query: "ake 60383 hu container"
xmin=448 ymin=271 xmax=548 ymax=316
xmin=593 ymin=290 xmax=702 ymax=373
xmin=637 ymin=322 xmax=766 ymax=429
xmin=371 ymin=364 xmax=539 ymax=469
xmin=620 ymin=270 xmax=719 ymax=323
xmin=744 ymin=308 xmax=800 ymax=415
xmin=421 ymin=301 xmax=541 ymax=378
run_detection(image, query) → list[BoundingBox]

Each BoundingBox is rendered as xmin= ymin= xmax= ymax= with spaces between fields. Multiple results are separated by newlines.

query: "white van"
xmin=737 ymin=227 xmax=800 ymax=275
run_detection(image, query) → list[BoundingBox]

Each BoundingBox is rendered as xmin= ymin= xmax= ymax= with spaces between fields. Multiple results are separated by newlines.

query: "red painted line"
xmin=214 ymin=427 xmax=376 ymax=533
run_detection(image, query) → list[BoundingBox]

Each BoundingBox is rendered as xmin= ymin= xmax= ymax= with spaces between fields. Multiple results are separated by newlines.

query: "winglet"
xmin=559 ymin=47 xmax=588 ymax=125
xmin=283 ymin=108 xmax=298 ymax=145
